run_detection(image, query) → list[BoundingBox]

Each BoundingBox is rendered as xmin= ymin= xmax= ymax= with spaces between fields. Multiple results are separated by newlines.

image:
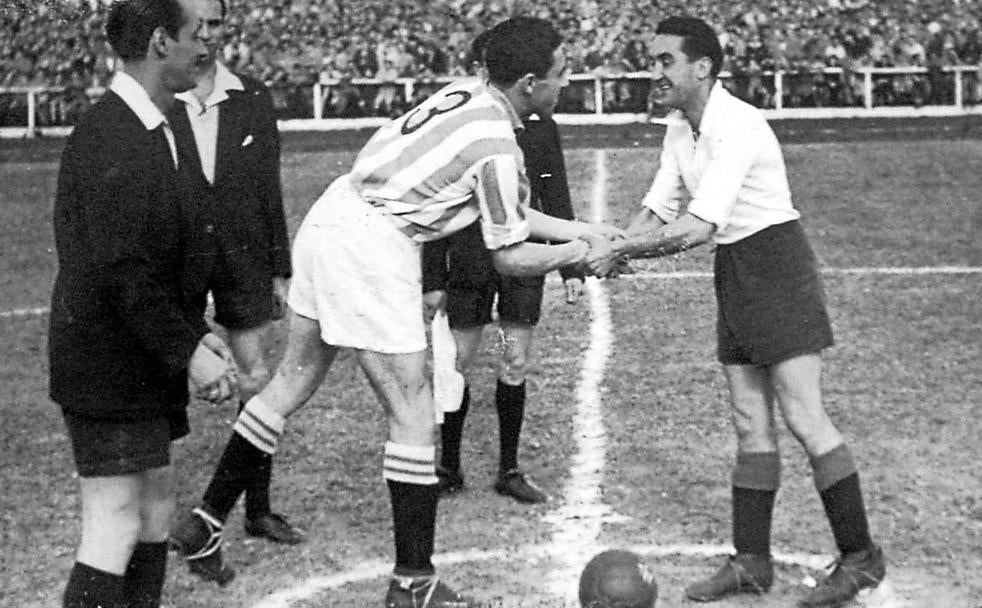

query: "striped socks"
xmin=233 ymin=396 xmax=285 ymax=455
xmin=202 ymin=397 xmax=284 ymax=520
xmin=384 ymin=442 xmax=438 ymax=577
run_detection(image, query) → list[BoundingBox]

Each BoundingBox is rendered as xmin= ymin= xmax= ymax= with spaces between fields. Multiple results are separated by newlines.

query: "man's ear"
xmin=696 ymin=56 xmax=713 ymax=80
xmin=520 ymin=73 xmax=537 ymax=93
xmin=149 ymin=26 xmax=170 ymax=59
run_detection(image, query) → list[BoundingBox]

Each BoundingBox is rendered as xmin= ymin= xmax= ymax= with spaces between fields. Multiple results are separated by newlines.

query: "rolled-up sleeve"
xmin=474 ymin=154 xmax=531 ymax=250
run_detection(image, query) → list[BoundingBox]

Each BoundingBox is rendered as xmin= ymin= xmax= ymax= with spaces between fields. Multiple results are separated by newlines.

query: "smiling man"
xmin=586 ymin=16 xmax=886 ymax=608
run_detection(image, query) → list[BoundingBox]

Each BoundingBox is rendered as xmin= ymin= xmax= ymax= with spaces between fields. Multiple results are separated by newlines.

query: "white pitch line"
xmin=0 ymin=306 xmax=48 ymax=319
xmin=605 ymin=265 xmax=982 ymax=282
xmin=542 ymin=149 xmax=624 ymax=601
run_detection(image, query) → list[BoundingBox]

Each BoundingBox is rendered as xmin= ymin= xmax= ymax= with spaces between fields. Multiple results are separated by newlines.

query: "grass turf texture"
xmin=1 ymin=131 xmax=981 ymax=606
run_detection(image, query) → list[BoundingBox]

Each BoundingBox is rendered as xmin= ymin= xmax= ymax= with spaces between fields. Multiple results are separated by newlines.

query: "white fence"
xmin=3 ymin=64 xmax=982 ymax=138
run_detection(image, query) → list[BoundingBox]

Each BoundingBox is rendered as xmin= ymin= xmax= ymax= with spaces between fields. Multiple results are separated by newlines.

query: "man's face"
xmin=649 ymin=34 xmax=702 ymax=110
xmin=160 ymin=0 xmax=211 ymax=92
xmin=529 ymin=46 xmax=570 ymax=117
xmin=194 ymin=0 xmax=225 ymax=68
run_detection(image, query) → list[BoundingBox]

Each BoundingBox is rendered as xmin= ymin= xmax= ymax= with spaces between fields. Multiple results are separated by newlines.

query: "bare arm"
xmin=614 ymin=212 xmax=716 ymax=259
xmin=492 ymin=239 xmax=590 ymax=277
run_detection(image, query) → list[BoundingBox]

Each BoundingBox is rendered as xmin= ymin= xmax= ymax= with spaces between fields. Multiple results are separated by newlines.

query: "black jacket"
xmin=422 ymin=116 xmax=583 ymax=292
xmin=169 ymin=73 xmax=291 ymax=303
xmin=49 ymin=91 xmax=209 ymax=418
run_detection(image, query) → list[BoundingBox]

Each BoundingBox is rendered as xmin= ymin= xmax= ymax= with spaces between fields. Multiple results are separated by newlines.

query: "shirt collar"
xmin=175 ymin=61 xmax=244 ymax=111
xmin=110 ymin=70 xmax=168 ymax=131
xmin=695 ymin=80 xmax=728 ymax=138
xmin=485 ymin=81 xmax=525 ymax=132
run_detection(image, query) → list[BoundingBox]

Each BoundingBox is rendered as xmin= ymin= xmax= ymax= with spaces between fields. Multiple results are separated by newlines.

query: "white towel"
xmin=431 ymin=308 xmax=465 ymax=425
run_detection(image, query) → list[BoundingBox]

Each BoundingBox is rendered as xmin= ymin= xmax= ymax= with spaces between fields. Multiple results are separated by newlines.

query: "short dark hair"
xmin=483 ymin=17 xmax=563 ymax=85
xmin=655 ymin=16 xmax=724 ymax=78
xmin=465 ymin=28 xmax=492 ymax=69
xmin=106 ymin=0 xmax=187 ymax=61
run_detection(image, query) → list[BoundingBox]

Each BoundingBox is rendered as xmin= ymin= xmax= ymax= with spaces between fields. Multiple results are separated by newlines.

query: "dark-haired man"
xmin=188 ymin=16 xmax=619 ymax=608
xmin=586 ymin=16 xmax=886 ymax=608
xmin=422 ymin=28 xmax=584 ymax=505
xmin=49 ymin=0 xmax=235 ymax=606
xmin=167 ymin=0 xmax=298 ymax=587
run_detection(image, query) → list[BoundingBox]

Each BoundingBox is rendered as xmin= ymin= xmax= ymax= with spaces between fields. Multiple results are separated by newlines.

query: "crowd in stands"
xmin=3 ymin=0 xmax=982 ymax=124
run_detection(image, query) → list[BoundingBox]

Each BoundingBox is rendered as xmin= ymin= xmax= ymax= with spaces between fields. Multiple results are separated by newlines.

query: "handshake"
xmin=188 ymin=332 xmax=239 ymax=405
xmin=576 ymin=223 xmax=633 ymax=279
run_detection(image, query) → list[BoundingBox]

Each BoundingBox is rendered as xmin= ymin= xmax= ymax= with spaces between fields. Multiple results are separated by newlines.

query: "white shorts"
xmin=288 ymin=175 xmax=426 ymax=354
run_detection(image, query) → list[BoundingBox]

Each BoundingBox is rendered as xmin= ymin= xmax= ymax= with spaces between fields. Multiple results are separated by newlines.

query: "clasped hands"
xmin=188 ymin=332 xmax=238 ymax=404
xmin=578 ymin=222 xmax=630 ymax=278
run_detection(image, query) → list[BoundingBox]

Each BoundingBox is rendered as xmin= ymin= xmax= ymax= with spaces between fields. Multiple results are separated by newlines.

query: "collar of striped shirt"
xmin=485 ymin=81 xmax=525 ymax=133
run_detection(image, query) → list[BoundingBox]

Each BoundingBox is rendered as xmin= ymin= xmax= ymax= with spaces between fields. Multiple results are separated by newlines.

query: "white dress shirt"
xmin=642 ymin=81 xmax=799 ymax=244
xmin=110 ymin=70 xmax=178 ymax=168
xmin=175 ymin=62 xmax=244 ymax=184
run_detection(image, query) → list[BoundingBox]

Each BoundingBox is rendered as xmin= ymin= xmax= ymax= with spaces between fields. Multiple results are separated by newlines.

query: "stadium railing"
xmin=3 ymin=65 xmax=982 ymax=138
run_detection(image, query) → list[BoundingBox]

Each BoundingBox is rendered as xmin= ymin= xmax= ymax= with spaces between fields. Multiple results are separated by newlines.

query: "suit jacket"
xmin=169 ymin=73 xmax=291 ymax=304
xmin=48 ymin=91 xmax=209 ymax=419
xmin=422 ymin=116 xmax=584 ymax=293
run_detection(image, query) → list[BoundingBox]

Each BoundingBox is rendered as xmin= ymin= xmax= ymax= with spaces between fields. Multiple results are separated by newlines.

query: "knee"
xmin=140 ymin=494 xmax=176 ymax=540
xmin=497 ymin=351 xmax=529 ymax=386
xmin=731 ymin=406 xmax=776 ymax=452
xmin=240 ymin=363 xmax=272 ymax=399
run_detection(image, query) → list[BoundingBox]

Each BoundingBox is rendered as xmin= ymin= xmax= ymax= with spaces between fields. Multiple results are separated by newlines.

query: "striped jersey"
xmin=349 ymin=78 xmax=531 ymax=250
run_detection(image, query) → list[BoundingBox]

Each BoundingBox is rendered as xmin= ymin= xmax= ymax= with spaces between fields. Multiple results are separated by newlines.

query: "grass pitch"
xmin=1 ymin=130 xmax=981 ymax=607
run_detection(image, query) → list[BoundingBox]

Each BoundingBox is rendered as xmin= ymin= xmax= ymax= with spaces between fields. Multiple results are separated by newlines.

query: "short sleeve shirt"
xmin=349 ymin=78 xmax=531 ymax=250
xmin=641 ymin=82 xmax=799 ymax=244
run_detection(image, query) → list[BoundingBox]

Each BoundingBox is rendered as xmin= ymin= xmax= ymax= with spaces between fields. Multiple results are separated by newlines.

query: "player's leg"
xmin=63 ymin=409 xmax=183 ymax=608
xmin=356 ymin=349 xmax=473 ymax=606
xmin=492 ymin=320 xmax=548 ymax=503
xmin=436 ymin=323 xmax=483 ymax=494
xmin=124 ymin=465 xmax=174 ymax=608
xmin=770 ymin=353 xmax=884 ymax=607
xmin=685 ymin=363 xmax=777 ymax=601
xmin=66 ymin=474 xmax=141 ymax=608
xmin=172 ymin=312 xmax=335 ymax=583
xmin=491 ymin=278 xmax=548 ymax=503
xmin=226 ymin=322 xmax=303 ymax=545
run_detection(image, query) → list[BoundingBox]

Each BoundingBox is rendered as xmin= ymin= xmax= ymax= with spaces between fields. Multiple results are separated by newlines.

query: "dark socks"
xmin=812 ymin=445 xmax=873 ymax=555
xmin=731 ymin=451 xmax=781 ymax=556
xmin=123 ymin=542 xmax=167 ymax=608
xmin=387 ymin=479 xmax=438 ymax=577
xmin=64 ymin=562 xmax=124 ymax=608
xmin=733 ymin=487 xmax=777 ymax=555
xmin=496 ymin=380 xmax=526 ymax=473
xmin=202 ymin=431 xmax=271 ymax=521
xmin=439 ymin=386 xmax=471 ymax=472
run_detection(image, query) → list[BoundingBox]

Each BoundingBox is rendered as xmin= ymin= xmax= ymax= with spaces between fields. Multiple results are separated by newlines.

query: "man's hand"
xmin=189 ymin=333 xmax=237 ymax=404
xmin=564 ymin=277 xmax=584 ymax=304
xmin=271 ymin=276 xmax=290 ymax=320
xmin=579 ymin=233 xmax=618 ymax=278
xmin=423 ymin=289 xmax=447 ymax=325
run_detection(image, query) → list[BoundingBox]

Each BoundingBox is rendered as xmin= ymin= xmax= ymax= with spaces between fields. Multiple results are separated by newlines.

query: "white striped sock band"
xmin=383 ymin=442 xmax=438 ymax=485
xmin=233 ymin=396 xmax=285 ymax=455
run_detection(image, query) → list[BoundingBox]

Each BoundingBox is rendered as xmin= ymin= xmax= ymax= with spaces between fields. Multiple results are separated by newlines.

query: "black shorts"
xmin=191 ymin=260 xmax=274 ymax=330
xmin=62 ymin=408 xmax=190 ymax=477
xmin=446 ymin=274 xmax=545 ymax=329
xmin=714 ymin=220 xmax=834 ymax=366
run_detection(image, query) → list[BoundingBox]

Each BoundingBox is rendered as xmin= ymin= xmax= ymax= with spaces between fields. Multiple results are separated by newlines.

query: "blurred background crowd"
xmin=3 ymin=0 xmax=982 ymax=125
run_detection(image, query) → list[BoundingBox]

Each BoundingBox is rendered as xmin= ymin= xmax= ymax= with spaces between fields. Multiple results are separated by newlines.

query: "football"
xmin=578 ymin=549 xmax=658 ymax=608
